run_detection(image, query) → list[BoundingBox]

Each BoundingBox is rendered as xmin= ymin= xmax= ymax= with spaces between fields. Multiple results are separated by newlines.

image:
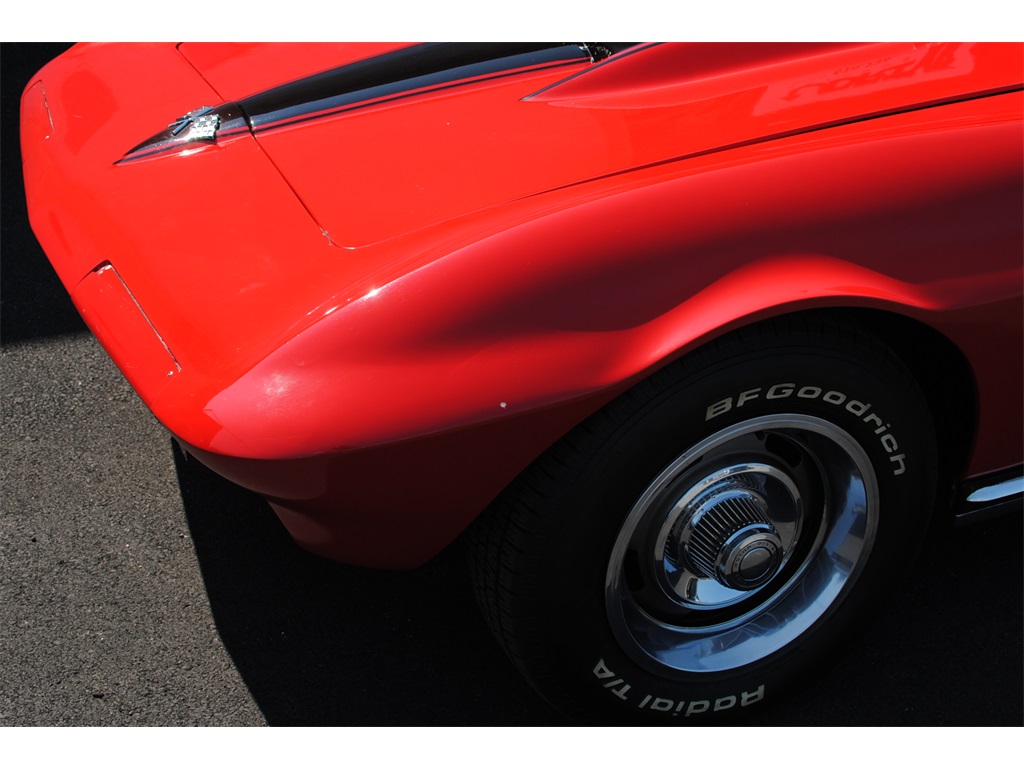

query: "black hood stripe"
xmin=250 ymin=57 xmax=590 ymax=135
xmin=119 ymin=43 xmax=597 ymax=165
xmin=240 ymin=43 xmax=592 ymax=133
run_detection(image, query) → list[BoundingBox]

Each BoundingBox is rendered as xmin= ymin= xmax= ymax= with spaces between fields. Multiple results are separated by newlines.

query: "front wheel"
xmin=468 ymin=316 xmax=937 ymax=723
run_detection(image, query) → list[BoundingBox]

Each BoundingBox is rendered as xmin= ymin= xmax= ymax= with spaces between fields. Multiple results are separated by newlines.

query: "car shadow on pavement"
xmin=170 ymin=440 xmax=564 ymax=726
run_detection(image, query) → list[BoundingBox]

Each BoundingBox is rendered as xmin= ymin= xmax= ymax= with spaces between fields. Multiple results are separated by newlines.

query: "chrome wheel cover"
xmin=605 ymin=415 xmax=878 ymax=675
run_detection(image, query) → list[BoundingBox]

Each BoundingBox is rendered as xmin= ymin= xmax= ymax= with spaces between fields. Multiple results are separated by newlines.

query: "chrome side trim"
xmin=955 ymin=469 xmax=1023 ymax=526
xmin=966 ymin=476 xmax=1024 ymax=503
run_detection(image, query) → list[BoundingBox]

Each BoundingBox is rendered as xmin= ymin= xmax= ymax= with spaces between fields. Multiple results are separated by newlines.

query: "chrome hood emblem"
xmin=168 ymin=106 xmax=220 ymax=140
xmin=118 ymin=102 xmax=247 ymax=165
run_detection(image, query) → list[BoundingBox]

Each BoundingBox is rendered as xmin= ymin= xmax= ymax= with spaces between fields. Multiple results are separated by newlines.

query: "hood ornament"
xmin=168 ymin=106 xmax=220 ymax=141
xmin=118 ymin=101 xmax=247 ymax=165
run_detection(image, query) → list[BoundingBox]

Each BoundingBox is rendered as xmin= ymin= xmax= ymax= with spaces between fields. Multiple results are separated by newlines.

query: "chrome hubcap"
xmin=684 ymin=493 xmax=783 ymax=590
xmin=606 ymin=415 xmax=878 ymax=676
xmin=657 ymin=464 xmax=802 ymax=606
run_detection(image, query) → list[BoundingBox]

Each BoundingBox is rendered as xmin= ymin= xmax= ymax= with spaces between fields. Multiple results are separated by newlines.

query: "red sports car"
xmin=21 ymin=42 xmax=1023 ymax=723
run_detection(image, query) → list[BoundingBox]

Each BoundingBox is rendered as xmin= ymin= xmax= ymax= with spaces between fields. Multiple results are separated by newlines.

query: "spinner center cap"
xmin=678 ymin=486 xmax=787 ymax=592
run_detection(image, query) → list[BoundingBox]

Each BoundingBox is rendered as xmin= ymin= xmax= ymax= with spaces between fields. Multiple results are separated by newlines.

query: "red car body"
xmin=21 ymin=41 xmax=1024 ymax=724
xmin=22 ymin=42 xmax=1022 ymax=565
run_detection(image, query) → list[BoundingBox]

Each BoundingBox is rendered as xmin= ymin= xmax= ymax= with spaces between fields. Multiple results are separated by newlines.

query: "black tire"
xmin=467 ymin=315 xmax=937 ymax=724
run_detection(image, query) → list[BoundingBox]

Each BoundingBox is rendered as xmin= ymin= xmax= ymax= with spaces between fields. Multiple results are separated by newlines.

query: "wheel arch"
xmin=831 ymin=307 xmax=978 ymax=512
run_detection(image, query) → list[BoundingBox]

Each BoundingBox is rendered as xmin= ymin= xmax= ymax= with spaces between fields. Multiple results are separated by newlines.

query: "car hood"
xmin=186 ymin=42 xmax=1021 ymax=248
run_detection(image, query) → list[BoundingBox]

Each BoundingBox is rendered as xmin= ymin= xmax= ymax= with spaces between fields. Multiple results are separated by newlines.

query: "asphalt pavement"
xmin=2 ymin=43 xmax=1021 ymax=727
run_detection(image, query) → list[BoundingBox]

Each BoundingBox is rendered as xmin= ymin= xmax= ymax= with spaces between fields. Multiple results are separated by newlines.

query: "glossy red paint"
xmin=22 ymin=43 xmax=1023 ymax=568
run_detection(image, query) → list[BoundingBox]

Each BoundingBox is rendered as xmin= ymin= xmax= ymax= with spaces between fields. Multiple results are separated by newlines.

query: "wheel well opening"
xmin=781 ymin=308 xmax=977 ymax=515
